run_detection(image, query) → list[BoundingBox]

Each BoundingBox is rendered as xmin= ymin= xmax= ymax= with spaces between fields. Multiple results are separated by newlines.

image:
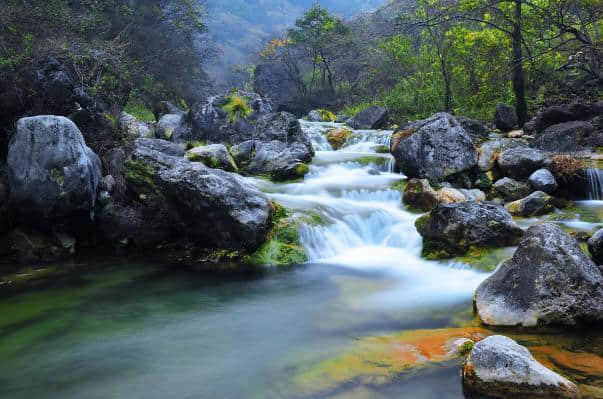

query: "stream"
xmin=0 ymin=121 xmax=601 ymax=399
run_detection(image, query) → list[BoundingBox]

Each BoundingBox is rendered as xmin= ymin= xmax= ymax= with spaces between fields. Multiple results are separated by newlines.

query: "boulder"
xmin=229 ymin=112 xmax=314 ymax=180
xmin=530 ymin=120 xmax=602 ymax=152
xmin=326 ymin=128 xmax=351 ymax=150
xmin=506 ymin=191 xmax=555 ymax=217
xmin=494 ymin=104 xmax=518 ymax=131
xmin=118 ymin=112 xmax=155 ymax=139
xmin=392 ymin=113 xmax=478 ymax=182
xmin=528 ymin=169 xmax=558 ymax=193
xmin=307 ymin=110 xmax=323 ymax=122
xmin=497 ymin=147 xmax=547 ymax=179
xmin=459 ymin=189 xmax=487 ymax=202
xmin=97 ymin=203 xmax=171 ymax=248
xmin=335 ymin=114 xmax=351 ymax=123
xmin=0 ymin=174 xmax=8 ymax=234
xmin=154 ymin=101 xmax=185 ymax=119
xmin=7 ymin=116 xmax=101 ymax=229
xmin=493 ymin=177 xmax=532 ymax=202
xmin=525 ymin=100 xmax=603 ymax=134
xmin=155 ymin=113 xmax=184 ymax=140
xmin=347 ymin=106 xmax=389 ymax=130
xmin=588 ymin=228 xmax=603 ymax=265
xmin=475 ymin=223 xmax=603 ymax=327
xmin=462 ymin=335 xmax=578 ymax=398
xmin=415 ymin=202 xmax=523 ymax=259
xmin=253 ymin=62 xmax=298 ymax=112
xmin=457 ymin=116 xmax=490 ymax=143
xmin=186 ymin=144 xmax=238 ymax=172
xmin=124 ymin=138 xmax=272 ymax=250
xmin=175 ymin=91 xmax=272 ymax=144
xmin=1 ymin=228 xmax=76 ymax=264
xmin=403 ymin=179 xmax=485 ymax=211
xmin=477 ymin=138 xmax=527 ymax=172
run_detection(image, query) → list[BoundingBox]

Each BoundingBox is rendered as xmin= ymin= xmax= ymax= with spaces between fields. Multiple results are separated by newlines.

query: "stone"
xmin=253 ymin=62 xmax=298 ymax=112
xmin=530 ymin=120 xmax=601 ymax=152
xmin=475 ymin=223 xmax=603 ymax=327
xmin=493 ymin=177 xmax=532 ymax=202
xmin=462 ymin=335 xmax=578 ymax=398
xmin=528 ymin=169 xmax=558 ymax=193
xmin=494 ymin=104 xmax=518 ymax=131
xmin=186 ymin=144 xmax=238 ymax=172
xmin=392 ymin=113 xmax=478 ymax=182
xmin=526 ymin=100 xmax=603 ymax=134
xmin=307 ymin=110 xmax=323 ymax=122
xmin=506 ymin=191 xmax=555 ymax=217
xmin=119 ymin=112 xmax=155 ymax=139
xmin=456 ymin=116 xmax=490 ymax=144
xmin=155 ymin=113 xmax=184 ymax=140
xmin=497 ymin=147 xmax=547 ymax=179
xmin=507 ymin=129 xmax=523 ymax=138
xmin=7 ymin=116 xmax=101 ymax=229
xmin=415 ymin=202 xmax=523 ymax=259
xmin=347 ymin=106 xmax=389 ymax=130
xmin=326 ymin=128 xmax=351 ymax=150
xmin=588 ymin=228 xmax=603 ymax=265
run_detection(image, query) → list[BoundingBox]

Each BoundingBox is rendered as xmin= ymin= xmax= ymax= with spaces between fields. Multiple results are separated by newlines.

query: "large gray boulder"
xmin=306 ymin=110 xmax=323 ymax=122
xmin=530 ymin=120 xmax=602 ymax=152
xmin=392 ymin=113 xmax=478 ymax=182
xmin=186 ymin=144 xmax=238 ymax=172
xmin=347 ymin=106 xmax=389 ymax=130
xmin=497 ymin=147 xmax=547 ymax=179
xmin=415 ymin=202 xmax=523 ymax=259
xmin=494 ymin=104 xmax=518 ymax=131
xmin=462 ymin=335 xmax=578 ymax=398
xmin=506 ymin=191 xmax=555 ymax=217
xmin=524 ymin=100 xmax=603 ymax=134
xmin=7 ymin=116 xmax=101 ymax=228
xmin=588 ymin=228 xmax=603 ymax=265
xmin=118 ymin=112 xmax=154 ymax=140
xmin=123 ymin=138 xmax=272 ymax=250
xmin=528 ymin=169 xmax=558 ymax=193
xmin=493 ymin=177 xmax=532 ymax=202
xmin=174 ymin=91 xmax=273 ymax=144
xmin=229 ymin=112 xmax=314 ymax=181
xmin=253 ymin=62 xmax=298 ymax=112
xmin=155 ymin=113 xmax=184 ymax=140
xmin=475 ymin=223 xmax=603 ymax=327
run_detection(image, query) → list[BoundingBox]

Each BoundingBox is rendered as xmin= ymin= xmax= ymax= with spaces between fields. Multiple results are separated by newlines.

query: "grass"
xmin=340 ymin=102 xmax=375 ymax=117
xmin=124 ymin=99 xmax=156 ymax=123
xmin=222 ymin=95 xmax=252 ymax=124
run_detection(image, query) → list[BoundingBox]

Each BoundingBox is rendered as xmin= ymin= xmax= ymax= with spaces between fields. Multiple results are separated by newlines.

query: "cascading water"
xmin=259 ymin=120 xmax=489 ymax=306
xmin=586 ymin=168 xmax=603 ymax=200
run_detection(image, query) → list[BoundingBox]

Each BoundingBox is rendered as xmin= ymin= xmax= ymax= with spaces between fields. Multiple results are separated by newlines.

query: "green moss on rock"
xmin=124 ymin=159 xmax=159 ymax=196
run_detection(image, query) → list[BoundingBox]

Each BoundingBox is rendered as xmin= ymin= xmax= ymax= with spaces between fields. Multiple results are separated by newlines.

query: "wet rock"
xmin=119 ymin=112 xmax=155 ymax=139
xmin=588 ymin=228 xmax=603 ymax=265
xmin=506 ymin=191 xmax=555 ymax=217
xmin=392 ymin=113 xmax=477 ymax=182
xmin=531 ymin=120 xmax=601 ymax=152
xmin=326 ymin=128 xmax=351 ymax=150
xmin=97 ymin=203 xmax=170 ymax=248
xmin=7 ymin=116 xmax=101 ymax=229
xmin=186 ymin=144 xmax=238 ymax=172
xmin=155 ymin=113 xmax=184 ymax=140
xmin=0 ymin=174 xmax=9 ymax=234
xmin=1 ymin=228 xmax=75 ymax=264
xmin=493 ymin=177 xmax=532 ymax=202
xmin=335 ymin=114 xmax=351 ymax=123
xmin=497 ymin=147 xmax=547 ymax=179
xmin=475 ymin=223 xmax=603 ymax=327
xmin=507 ymin=129 xmax=524 ymax=138
xmin=415 ymin=202 xmax=523 ymax=259
xmin=525 ymin=100 xmax=603 ymax=134
xmin=125 ymin=138 xmax=272 ymax=250
xmin=307 ymin=110 xmax=323 ymax=122
xmin=528 ymin=169 xmax=558 ymax=193
xmin=457 ymin=116 xmax=490 ymax=144
xmin=462 ymin=335 xmax=578 ymax=398
xmin=347 ymin=106 xmax=389 ymax=130
xmin=459 ymin=189 xmax=486 ymax=202
xmin=403 ymin=179 xmax=485 ymax=211
xmin=494 ymin=104 xmax=518 ymax=132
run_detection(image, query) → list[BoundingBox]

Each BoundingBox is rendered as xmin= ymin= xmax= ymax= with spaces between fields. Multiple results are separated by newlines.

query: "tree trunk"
xmin=512 ymin=0 xmax=528 ymax=126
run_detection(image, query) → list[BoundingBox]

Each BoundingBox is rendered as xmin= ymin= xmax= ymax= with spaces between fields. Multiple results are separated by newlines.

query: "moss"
xmin=318 ymin=109 xmax=336 ymax=122
xmin=295 ymin=163 xmax=310 ymax=176
xmin=391 ymin=180 xmax=406 ymax=191
xmin=222 ymin=95 xmax=252 ymax=124
xmin=50 ymin=168 xmax=65 ymax=186
xmin=414 ymin=214 xmax=430 ymax=233
xmin=459 ymin=340 xmax=475 ymax=356
xmin=355 ymin=156 xmax=389 ymax=167
xmin=124 ymin=99 xmax=155 ymax=122
xmin=326 ymin=128 xmax=351 ymax=150
xmin=375 ymin=145 xmax=390 ymax=154
xmin=124 ymin=159 xmax=159 ymax=196
xmin=300 ymin=213 xmax=329 ymax=226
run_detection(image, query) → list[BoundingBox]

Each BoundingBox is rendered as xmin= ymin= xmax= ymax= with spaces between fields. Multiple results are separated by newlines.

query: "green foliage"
xmin=222 ymin=95 xmax=253 ymax=124
xmin=318 ymin=109 xmax=336 ymax=122
xmin=124 ymin=98 xmax=156 ymax=123
xmin=341 ymin=102 xmax=375 ymax=117
xmin=458 ymin=340 xmax=475 ymax=356
xmin=124 ymin=159 xmax=159 ymax=196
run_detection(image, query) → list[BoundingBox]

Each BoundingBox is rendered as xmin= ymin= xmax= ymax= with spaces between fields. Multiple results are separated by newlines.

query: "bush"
xmin=550 ymin=155 xmax=586 ymax=181
xmin=318 ymin=109 xmax=336 ymax=122
xmin=222 ymin=95 xmax=252 ymax=124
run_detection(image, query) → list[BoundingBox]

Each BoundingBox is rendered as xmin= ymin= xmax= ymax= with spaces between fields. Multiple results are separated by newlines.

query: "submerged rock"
xmin=347 ymin=106 xmax=389 ymax=130
xmin=494 ymin=104 xmax=518 ymax=132
xmin=588 ymin=228 xmax=603 ymax=265
xmin=415 ymin=202 xmax=523 ymax=259
xmin=506 ymin=191 xmax=555 ymax=217
xmin=497 ymin=147 xmax=547 ymax=179
xmin=493 ymin=177 xmax=532 ymax=202
xmin=186 ymin=144 xmax=238 ymax=172
xmin=392 ymin=113 xmax=477 ymax=182
xmin=528 ymin=169 xmax=558 ymax=193
xmin=475 ymin=223 xmax=603 ymax=327
xmin=462 ymin=335 xmax=578 ymax=398
xmin=7 ymin=116 xmax=101 ymax=229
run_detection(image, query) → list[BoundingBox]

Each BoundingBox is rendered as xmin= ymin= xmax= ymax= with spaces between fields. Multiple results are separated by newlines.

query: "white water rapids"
xmin=251 ymin=120 xmax=489 ymax=308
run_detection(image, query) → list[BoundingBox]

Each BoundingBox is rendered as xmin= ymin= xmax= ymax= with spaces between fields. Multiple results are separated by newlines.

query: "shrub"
xmin=318 ymin=109 xmax=336 ymax=122
xmin=550 ymin=155 xmax=586 ymax=181
xmin=222 ymin=95 xmax=252 ymax=124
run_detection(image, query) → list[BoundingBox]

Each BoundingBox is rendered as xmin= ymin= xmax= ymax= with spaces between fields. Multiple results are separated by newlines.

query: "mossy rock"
xmin=326 ymin=128 xmax=352 ymax=150
xmin=124 ymin=159 xmax=159 ymax=196
xmin=319 ymin=109 xmax=336 ymax=122
xmin=375 ymin=145 xmax=390 ymax=154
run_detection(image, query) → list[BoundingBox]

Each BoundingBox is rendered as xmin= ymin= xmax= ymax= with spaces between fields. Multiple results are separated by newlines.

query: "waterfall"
xmin=586 ymin=168 xmax=603 ymax=200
